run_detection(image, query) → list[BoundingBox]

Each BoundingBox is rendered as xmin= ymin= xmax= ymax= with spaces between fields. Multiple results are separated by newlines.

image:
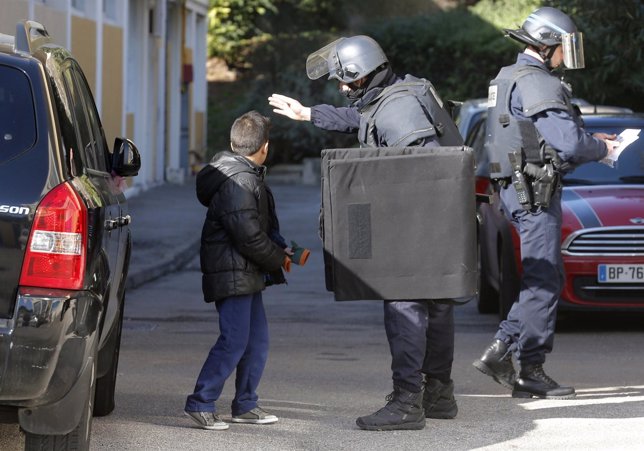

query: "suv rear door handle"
xmin=117 ymin=215 xmax=131 ymax=227
xmin=105 ymin=219 xmax=118 ymax=231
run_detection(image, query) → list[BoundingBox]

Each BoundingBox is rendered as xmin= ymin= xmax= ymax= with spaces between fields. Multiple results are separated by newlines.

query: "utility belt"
xmin=495 ymin=151 xmax=560 ymax=210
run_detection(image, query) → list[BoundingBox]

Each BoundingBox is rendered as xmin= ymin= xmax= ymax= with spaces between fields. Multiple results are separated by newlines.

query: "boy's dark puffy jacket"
xmin=196 ymin=151 xmax=285 ymax=302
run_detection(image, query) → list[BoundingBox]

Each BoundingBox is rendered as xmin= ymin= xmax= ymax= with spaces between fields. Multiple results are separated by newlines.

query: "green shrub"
xmin=238 ymin=8 xmax=528 ymax=162
xmin=364 ymin=11 xmax=514 ymax=102
xmin=208 ymin=0 xmax=347 ymax=69
xmin=230 ymin=2 xmax=545 ymax=162
xmin=469 ymin=0 xmax=541 ymax=30
xmin=363 ymin=0 xmax=541 ymax=102
xmin=245 ymin=33 xmax=357 ymax=164
xmin=208 ymin=0 xmax=277 ymax=68
xmin=207 ymin=31 xmax=356 ymax=163
xmin=543 ymin=0 xmax=643 ymax=111
xmin=207 ymin=0 xmax=642 ymax=163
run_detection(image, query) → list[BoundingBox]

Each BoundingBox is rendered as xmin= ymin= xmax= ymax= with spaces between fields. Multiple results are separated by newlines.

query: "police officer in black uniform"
xmin=268 ymin=35 xmax=464 ymax=430
xmin=472 ymin=7 xmax=619 ymax=399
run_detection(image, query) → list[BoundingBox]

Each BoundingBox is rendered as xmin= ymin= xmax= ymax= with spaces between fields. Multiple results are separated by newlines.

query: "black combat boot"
xmin=356 ymin=386 xmax=425 ymax=431
xmin=423 ymin=378 xmax=458 ymax=419
xmin=512 ymin=363 xmax=576 ymax=399
xmin=472 ymin=339 xmax=516 ymax=389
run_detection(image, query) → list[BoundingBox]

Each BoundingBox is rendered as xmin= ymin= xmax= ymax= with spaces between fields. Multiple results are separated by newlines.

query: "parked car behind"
xmin=455 ymin=98 xmax=491 ymax=196
xmin=465 ymin=108 xmax=644 ymax=319
xmin=0 ymin=21 xmax=140 ymax=450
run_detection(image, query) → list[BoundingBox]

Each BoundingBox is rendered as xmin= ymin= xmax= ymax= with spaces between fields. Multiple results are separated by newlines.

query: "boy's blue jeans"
xmin=185 ymin=292 xmax=269 ymax=416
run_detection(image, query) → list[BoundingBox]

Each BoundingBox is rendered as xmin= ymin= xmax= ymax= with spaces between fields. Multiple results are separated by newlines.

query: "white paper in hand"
xmin=600 ymin=128 xmax=640 ymax=168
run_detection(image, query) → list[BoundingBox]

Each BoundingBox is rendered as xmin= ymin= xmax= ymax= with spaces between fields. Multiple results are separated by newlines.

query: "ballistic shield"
xmin=320 ymin=146 xmax=477 ymax=302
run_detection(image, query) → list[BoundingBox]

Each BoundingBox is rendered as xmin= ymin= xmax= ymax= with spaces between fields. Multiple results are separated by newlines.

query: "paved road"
xmin=91 ymin=184 xmax=644 ymax=450
xmin=3 ymin=183 xmax=644 ymax=450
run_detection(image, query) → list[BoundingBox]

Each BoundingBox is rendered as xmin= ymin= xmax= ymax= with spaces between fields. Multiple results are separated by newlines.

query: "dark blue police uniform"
xmin=311 ymin=74 xmax=460 ymax=393
xmin=494 ymin=53 xmax=607 ymax=365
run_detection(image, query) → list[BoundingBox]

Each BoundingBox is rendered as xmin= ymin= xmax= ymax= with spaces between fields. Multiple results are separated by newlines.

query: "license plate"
xmin=597 ymin=264 xmax=644 ymax=283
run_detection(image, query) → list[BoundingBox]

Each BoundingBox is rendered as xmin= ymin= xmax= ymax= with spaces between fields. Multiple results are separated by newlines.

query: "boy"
xmin=184 ymin=111 xmax=291 ymax=430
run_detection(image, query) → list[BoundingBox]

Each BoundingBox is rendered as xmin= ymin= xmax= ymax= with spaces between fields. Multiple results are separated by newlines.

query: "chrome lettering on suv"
xmin=0 ymin=205 xmax=30 ymax=215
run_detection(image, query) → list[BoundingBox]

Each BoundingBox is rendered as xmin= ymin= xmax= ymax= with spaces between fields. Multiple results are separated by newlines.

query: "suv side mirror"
xmin=111 ymin=137 xmax=141 ymax=177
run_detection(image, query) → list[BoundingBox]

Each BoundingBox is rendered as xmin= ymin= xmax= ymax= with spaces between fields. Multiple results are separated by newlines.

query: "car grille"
xmin=572 ymin=276 xmax=644 ymax=305
xmin=562 ymin=226 xmax=644 ymax=256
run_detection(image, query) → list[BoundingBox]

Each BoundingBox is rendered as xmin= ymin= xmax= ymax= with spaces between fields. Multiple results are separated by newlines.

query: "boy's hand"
xmin=284 ymin=247 xmax=294 ymax=256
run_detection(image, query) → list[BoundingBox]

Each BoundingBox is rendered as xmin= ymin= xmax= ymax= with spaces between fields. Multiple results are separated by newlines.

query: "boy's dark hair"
xmin=230 ymin=110 xmax=271 ymax=156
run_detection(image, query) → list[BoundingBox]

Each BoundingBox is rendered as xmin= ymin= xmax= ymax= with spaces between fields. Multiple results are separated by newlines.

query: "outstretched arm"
xmin=270 ymin=93 xmax=360 ymax=133
xmin=268 ymin=93 xmax=311 ymax=121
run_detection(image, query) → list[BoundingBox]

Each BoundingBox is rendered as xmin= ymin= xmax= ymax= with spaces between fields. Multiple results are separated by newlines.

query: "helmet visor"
xmin=562 ymin=32 xmax=584 ymax=69
xmin=306 ymin=38 xmax=344 ymax=80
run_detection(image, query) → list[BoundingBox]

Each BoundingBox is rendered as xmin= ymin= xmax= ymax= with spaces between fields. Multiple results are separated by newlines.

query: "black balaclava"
xmin=537 ymin=45 xmax=560 ymax=71
xmin=341 ymin=65 xmax=395 ymax=101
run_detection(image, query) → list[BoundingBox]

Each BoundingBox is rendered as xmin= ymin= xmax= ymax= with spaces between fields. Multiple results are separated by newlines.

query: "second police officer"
xmin=473 ymin=7 xmax=619 ymax=399
xmin=268 ymin=35 xmax=464 ymax=430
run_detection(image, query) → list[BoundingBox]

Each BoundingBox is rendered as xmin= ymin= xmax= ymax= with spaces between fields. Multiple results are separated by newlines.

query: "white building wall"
xmin=193 ymin=12 xmax=207 ymax=113
xmin=1 ymin=0 xmax=209 ymax=191
xmin=190 ymin=3 xmax=208 ymax=154
xmin=154 ymin=0 xmax=168 ymax=184
xmin=126 ymin=0 xmax=151 ymax=186
xmin=165 ymin=3 xmax=183 ymax=174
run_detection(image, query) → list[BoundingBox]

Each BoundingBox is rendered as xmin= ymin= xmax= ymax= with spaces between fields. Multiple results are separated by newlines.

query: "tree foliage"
xmin=469 ymin=0 xmax=540 ymax=30
xmin=208 ymin=0 xmax=346 ymax=68
xmin=543 ymin=0 xmax=643 ymax=111
xmin=207 ymin=0 xmax=643 ymax=162
xmin=362 ymin=5 xmax=537 ymax=103
xmin=208 ymin=0 xmax=276 ymax=68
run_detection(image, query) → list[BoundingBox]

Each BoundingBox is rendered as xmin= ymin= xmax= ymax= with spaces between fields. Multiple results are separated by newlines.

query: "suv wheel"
xmin=24 ymin=359 xmax=95 ymax=451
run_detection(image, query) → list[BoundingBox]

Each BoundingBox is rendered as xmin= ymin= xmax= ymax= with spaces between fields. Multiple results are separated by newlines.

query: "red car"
xmin=468 ymin=113 xmax=644 ymax=318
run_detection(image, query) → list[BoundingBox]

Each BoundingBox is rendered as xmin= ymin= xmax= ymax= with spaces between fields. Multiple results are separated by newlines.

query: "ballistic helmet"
xmin=506 ymin=7 xmax=584 ymax=69
xmin=306 ymin=35 xmax=388 ymax=83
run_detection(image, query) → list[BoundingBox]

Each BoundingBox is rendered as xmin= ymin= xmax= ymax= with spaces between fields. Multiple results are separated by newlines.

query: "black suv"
xmin=0 ymin=21 xmax=140 ymax=450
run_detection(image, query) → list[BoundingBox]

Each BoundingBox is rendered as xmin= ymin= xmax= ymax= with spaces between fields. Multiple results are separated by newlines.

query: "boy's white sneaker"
xmin=184 ymin=410 xmax=229 ymax=430
xmin=231 ymin=407 xmax=278 ymax=424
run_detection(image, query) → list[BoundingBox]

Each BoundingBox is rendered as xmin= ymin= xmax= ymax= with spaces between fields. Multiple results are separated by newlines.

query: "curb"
xmin=125 ymin=238 xmax=201 ymax=290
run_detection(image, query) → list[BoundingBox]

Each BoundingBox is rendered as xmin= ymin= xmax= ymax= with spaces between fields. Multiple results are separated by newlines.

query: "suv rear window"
xmin=0 ymin=65 xmax=37 ymax=163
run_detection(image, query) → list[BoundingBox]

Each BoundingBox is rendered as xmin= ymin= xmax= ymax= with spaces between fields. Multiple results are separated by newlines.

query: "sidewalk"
xmin=125 ymin=179 xmax=204 ymax=290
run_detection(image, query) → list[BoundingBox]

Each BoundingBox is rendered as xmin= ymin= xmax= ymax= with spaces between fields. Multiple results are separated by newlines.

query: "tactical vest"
xmin=485 ymin=64 xmax=579 ymax=179
xmin=358 ymin=75 xmax=463 ymax=148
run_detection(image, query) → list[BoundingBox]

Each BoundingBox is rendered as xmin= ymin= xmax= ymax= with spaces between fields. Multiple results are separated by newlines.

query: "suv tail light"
xmin=475 ymin=176 xmax=491 ymax=196
xmin=19 ymin=182 xmax=87 ymax=290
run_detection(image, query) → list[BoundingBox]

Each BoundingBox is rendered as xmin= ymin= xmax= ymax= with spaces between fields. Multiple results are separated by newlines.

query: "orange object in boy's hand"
xmin=282 ymin=255 xmax=292 ymax=272
xmin=290 ymin=241 xmax=310 ymax=266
